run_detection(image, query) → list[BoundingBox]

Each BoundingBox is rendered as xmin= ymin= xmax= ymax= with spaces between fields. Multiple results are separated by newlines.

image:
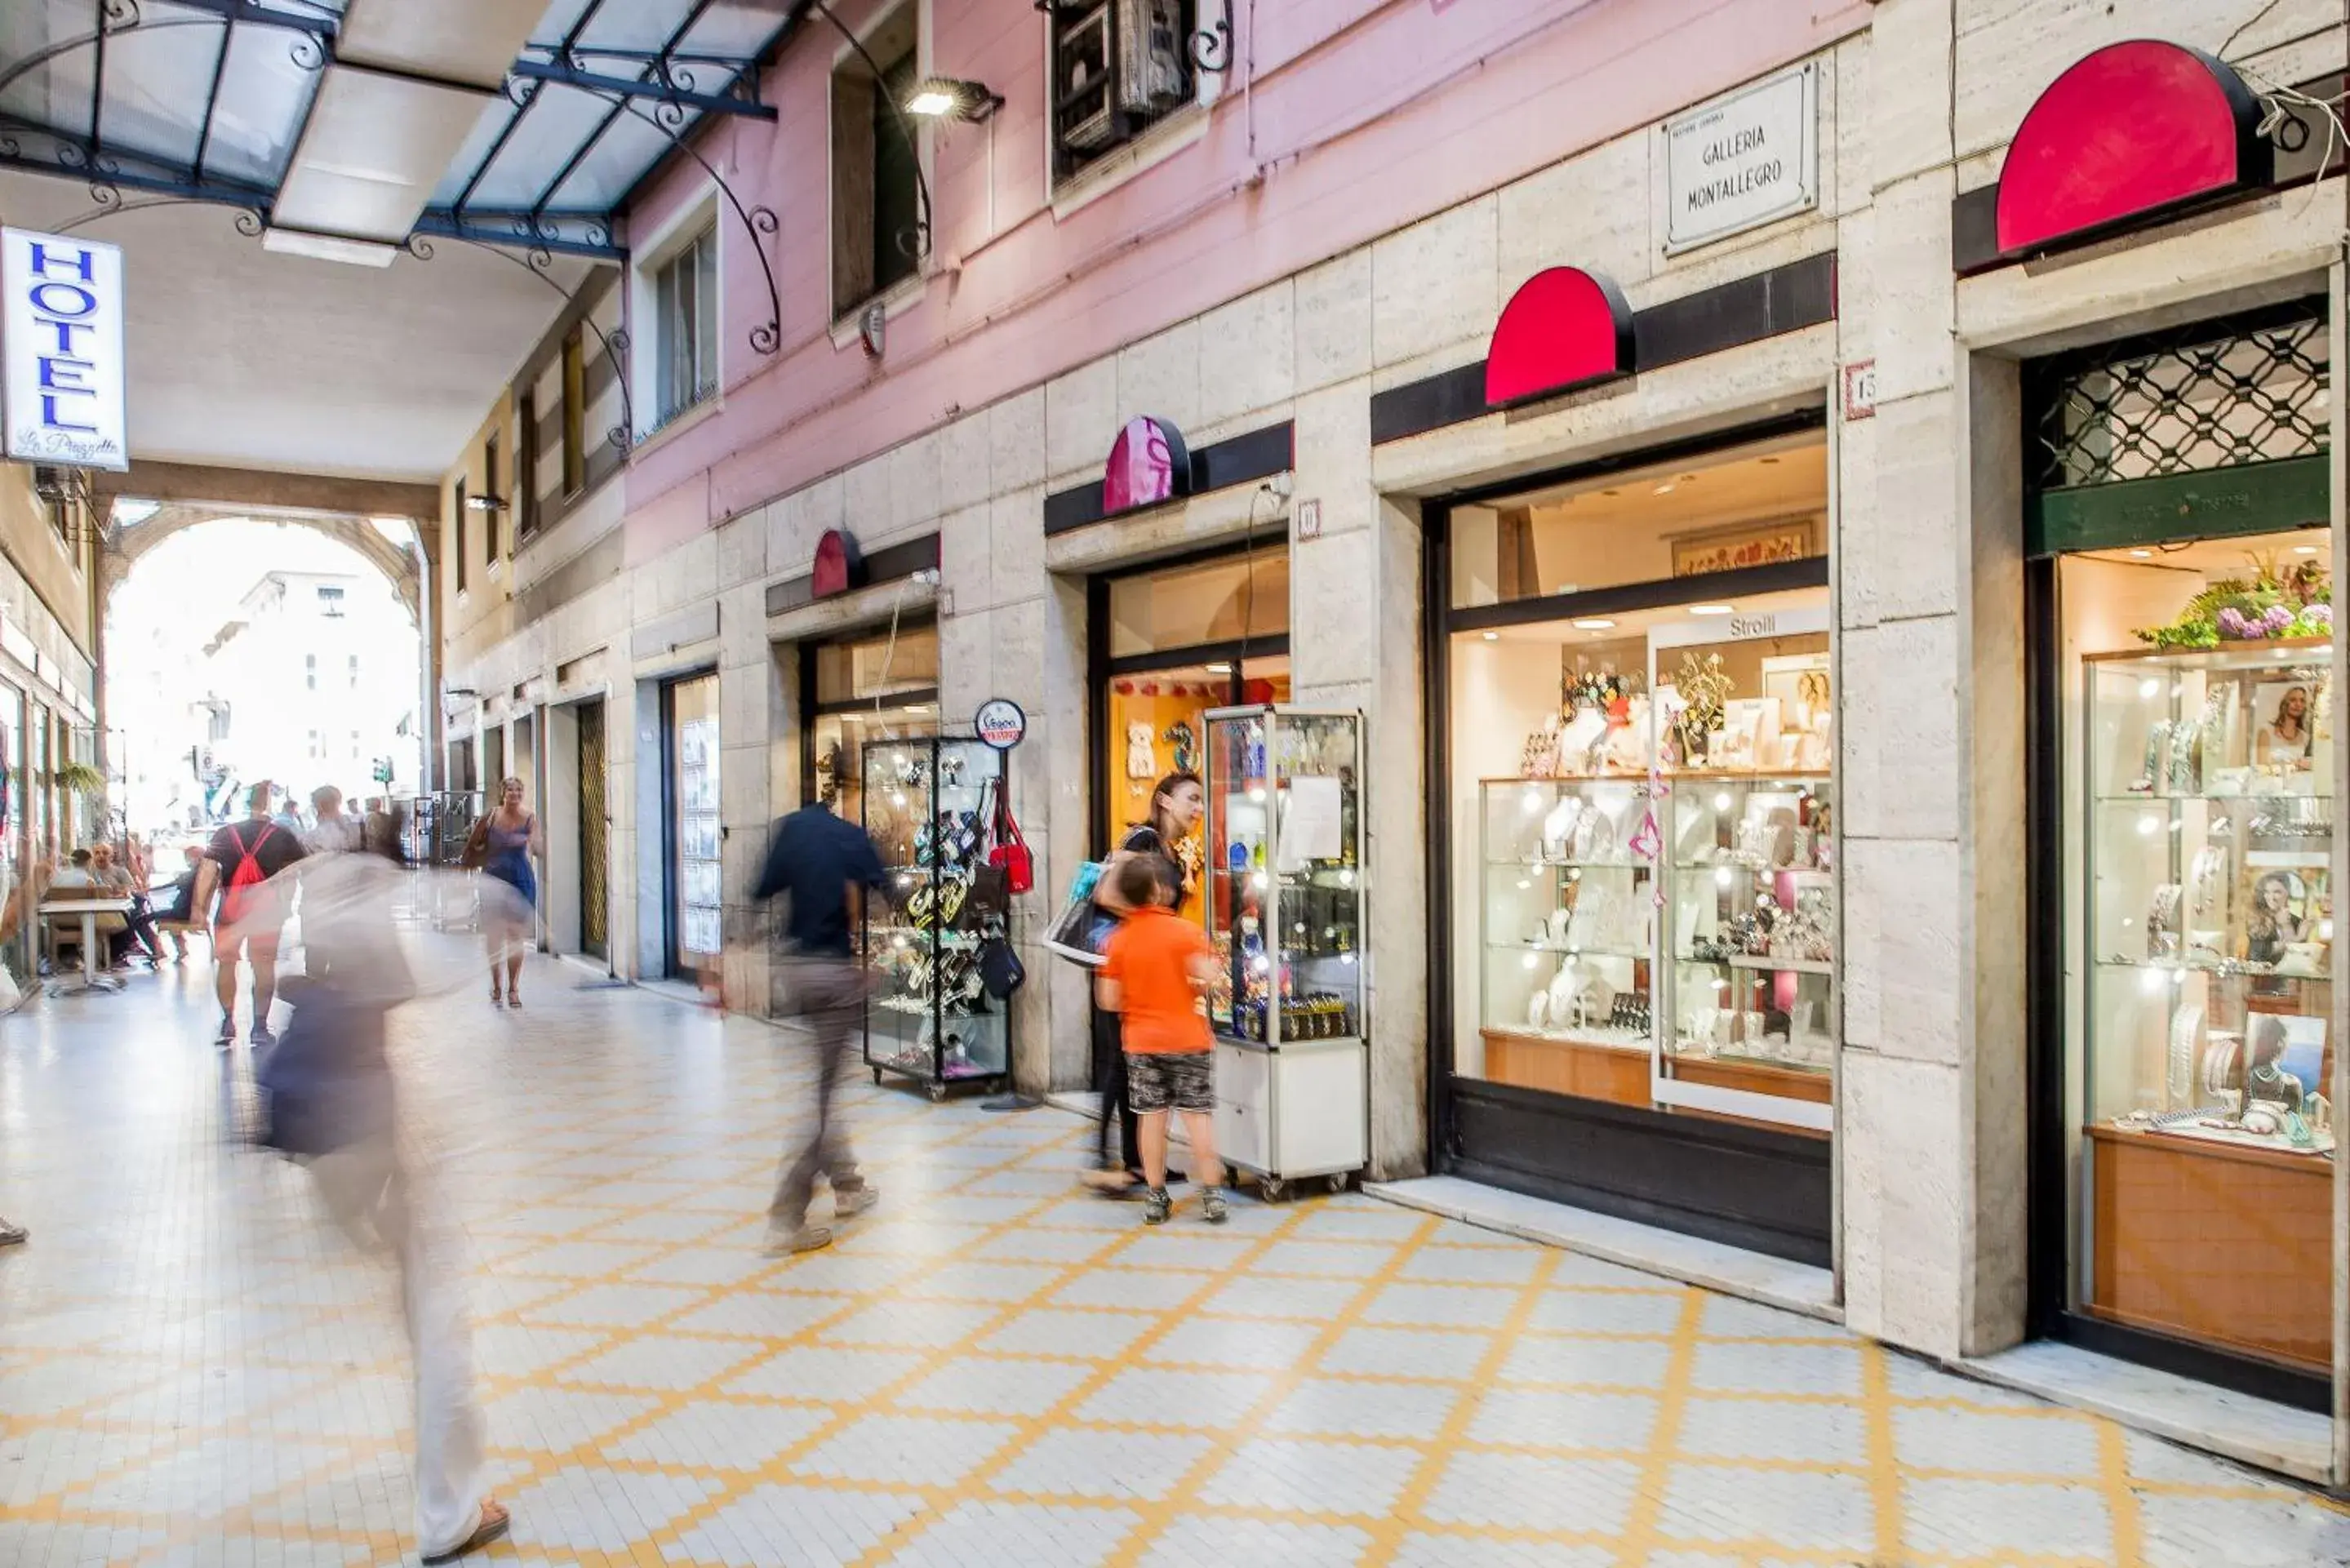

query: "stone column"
xmin=1289 ymin=381 xmax=1430 ymax=1181
xmin=1836 ymin=0 xmax=2028 ymax=1359
xmin=716 ymin=507 xmax=780 ymax=1016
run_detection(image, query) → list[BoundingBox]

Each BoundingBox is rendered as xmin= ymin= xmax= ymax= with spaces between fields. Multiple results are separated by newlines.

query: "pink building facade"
xmin=439 ymin=0 xmax=2350 ymax=1481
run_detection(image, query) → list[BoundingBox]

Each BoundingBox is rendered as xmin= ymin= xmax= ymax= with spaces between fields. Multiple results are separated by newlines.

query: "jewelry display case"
xmin=1202 ymin=704 xmax=1367 ymax=1197
xmin=1473 ymin=604 xmax=1837 ymax=1132
xmin=859 ymin=735 xmax=1011 ymax=1099
xmin=2075 ymin=638 xmax=2334 ymax=1367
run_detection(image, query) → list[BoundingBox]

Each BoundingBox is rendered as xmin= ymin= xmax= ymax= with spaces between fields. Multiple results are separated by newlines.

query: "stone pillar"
xmin=939 ymin=471 xmax=1071 ymax=1099
xmin=1289 ymin=381 xmax=1429 ymax=1180
xmin=1837 ymin=0 xmax=2028 ymax=1359
xmin=716 ymin=507 xmax=780 ymax=1016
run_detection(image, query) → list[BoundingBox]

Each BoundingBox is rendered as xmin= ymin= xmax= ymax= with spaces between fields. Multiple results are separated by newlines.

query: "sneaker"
xmin=215 ymin=1015 xmax=236 ymax=1049
xmin=1199 ymin=1188 xmax=1228 ymax=1225
xmin=0 ymin=1218 xmax=24 ymax=1246
xmin=833 ymin=1187 xmax=879 ymax=1220
xmin=1142 ymin=1187 xmax=1172 ymax=1226
xmin=250 ymin=1024 xmax=276 ymax=1051
xmin=763 ymin=1222 xmax=833 ymax=1256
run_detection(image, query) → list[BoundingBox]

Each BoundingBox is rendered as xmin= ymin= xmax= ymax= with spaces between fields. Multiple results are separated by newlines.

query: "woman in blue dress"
xmin=467 ymin=778 xmax=542 ymax=1008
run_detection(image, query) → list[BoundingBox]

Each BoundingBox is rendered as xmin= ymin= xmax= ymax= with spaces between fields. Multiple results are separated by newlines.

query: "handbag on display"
xmin=988 ymin=778 xmax=1035 ymax=895
xmin=978 ymin=931 xmax=1025 ymax=999
xmin=963 ymin=782 xmax=1012 ymax=925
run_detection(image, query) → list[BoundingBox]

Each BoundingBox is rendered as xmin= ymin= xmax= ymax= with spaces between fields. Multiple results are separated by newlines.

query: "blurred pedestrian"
xmin=259 ymin=838 xmax=507 ymax=1563
xmin=194 ymin=783 xmax=309 ymax=1048
xmin=752 ymin=796 xmax=885 ymax=1255
xmin=1096 ymin=854 xmax=1226 ymax=1225
xmin=463 ymin=779 xmax=540 ymax=1008
xmin=306 ymin=784 xmax=361 ymax=854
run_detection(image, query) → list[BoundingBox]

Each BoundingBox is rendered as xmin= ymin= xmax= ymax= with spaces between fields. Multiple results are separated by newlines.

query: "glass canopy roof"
xmin=0 ymin=0 xmax=799 ymax=259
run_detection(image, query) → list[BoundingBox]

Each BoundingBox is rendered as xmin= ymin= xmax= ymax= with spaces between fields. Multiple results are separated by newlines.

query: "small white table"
xmin=39 ymin=897 xmax=134 ymax=995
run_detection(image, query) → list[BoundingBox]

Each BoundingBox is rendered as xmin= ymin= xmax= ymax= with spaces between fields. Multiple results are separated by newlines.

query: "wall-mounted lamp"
xmin=464 ymin=492 xmax=508 ymax=514
xmin=904 ymin=77 xmax=1003 ymax=122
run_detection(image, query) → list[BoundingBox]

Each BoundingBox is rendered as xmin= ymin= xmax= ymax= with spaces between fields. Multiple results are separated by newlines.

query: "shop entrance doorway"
xmin=661 ymin=672 xmax=722 ymax=984
xmin=577 ymin=699 xmax=608 ymax=962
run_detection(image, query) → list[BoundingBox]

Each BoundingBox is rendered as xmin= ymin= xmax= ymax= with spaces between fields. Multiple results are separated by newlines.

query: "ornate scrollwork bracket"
xmin=1191 ymin=0 xmax=1234 ymax=73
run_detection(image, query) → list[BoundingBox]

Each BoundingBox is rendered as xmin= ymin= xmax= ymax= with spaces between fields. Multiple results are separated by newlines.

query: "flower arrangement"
xmin=2133 ymin=554 xmax=2332 ymax=649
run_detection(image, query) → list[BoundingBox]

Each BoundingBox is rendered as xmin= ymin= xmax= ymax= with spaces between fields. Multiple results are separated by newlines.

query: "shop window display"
xmin=807 ymin=624 xmax=938 ymax=820
xmin=1444 ymin=429 xmax=1836 ymax=1135
xmin=860 ymin=735 xmax=1010 ymax=1095
xmin=1099 ymin=544 xmax=1291 ymax=930
xmin=1458 ymin=593 xmax=1834 ymax=1129
xmin=2060 ymin=533 xmax=2336 ymax=1370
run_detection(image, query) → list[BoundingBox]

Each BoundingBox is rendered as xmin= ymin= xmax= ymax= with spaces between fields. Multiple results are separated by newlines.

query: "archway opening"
xmin=105 ymin=513 xmax=424 ymax=846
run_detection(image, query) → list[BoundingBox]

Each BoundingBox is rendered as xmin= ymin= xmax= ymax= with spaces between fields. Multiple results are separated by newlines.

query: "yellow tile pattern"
xmin=2 ymin=959 xmax=2348 ymax=1566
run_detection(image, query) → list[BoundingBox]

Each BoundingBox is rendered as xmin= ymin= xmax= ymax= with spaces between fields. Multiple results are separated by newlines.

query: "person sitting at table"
xmin=89 ymin=843 xmax=164 ymax=969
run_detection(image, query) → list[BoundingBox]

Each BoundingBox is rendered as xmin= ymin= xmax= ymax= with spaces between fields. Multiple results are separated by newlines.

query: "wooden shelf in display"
xmin=2085 ymin=1123 xmax=2329 ymax=1371
xmin=1671 ymin=1055 xmax=1832 ymax=1105
xmin=1481 ymin=1028 xmax=1650 ymax=1109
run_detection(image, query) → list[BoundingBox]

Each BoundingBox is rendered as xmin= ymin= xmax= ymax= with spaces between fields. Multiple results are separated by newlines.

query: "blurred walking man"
xmin=262 ymin=842 xmax=506 ymax=1562
xmin=752 ymin=798 xmax=886 ymax=1255
xmin=195 ymin=782 xmax=307 ymax=1047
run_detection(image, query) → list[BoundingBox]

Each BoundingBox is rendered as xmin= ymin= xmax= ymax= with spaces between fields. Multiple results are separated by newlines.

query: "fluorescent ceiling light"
xmin=1204 ymin=662 xmax=1233 ymax=673
xmin=1688 ymin=604 xmax=1735 ymax=616
xmin=262 ymin=227 xmax=398 ymax=267
xmin=1480 ymin=632 xmax=1499 ymax=642
xmin=1571 ymin=618 xmax=1615 ymax=630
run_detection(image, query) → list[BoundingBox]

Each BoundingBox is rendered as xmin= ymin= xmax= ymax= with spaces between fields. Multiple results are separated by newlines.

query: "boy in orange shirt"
xmin=1097 ymin=855 xmax=1227 ymax=1225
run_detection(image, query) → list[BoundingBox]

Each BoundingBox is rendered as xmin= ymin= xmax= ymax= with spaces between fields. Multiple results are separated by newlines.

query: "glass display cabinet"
xmin=858 ymin=735 xmax=1011 ymax=1099
xmin=1202 ymin=704 xmax=1368 ymax=1197
xmin=1473 ymin=603 xmax=1836 ymax=1133
xmin=2074 ymin=638 xmax=2334 ymax=1370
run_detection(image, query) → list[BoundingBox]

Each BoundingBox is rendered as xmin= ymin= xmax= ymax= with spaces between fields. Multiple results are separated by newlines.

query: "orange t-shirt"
xmin=1101 ymin=906 xmax=1214 ymax=1055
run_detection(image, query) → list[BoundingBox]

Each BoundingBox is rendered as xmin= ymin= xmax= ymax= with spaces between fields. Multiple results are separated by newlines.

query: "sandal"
xmin=506 ymin=991 xmax=521 ymax=1010
xmin=423 ymin=1499 xmax=509 ymax=1565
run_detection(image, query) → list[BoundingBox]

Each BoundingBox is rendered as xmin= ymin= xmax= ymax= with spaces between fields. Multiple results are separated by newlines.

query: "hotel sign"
xmin=2 ymin=229 xmax=127 ymax=470
xmin=1663 ymin=64 xmax=1819 ymax=254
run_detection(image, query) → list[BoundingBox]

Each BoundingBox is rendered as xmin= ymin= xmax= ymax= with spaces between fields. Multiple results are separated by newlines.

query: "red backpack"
xmin=219 ymin=824 xmax=278 ymax=926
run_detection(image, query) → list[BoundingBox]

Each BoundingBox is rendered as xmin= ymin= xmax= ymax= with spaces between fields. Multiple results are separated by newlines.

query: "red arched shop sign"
xmin=811 ymin=527 xmax=865 ymax=597
xmin=1995 ymin=40 xmax=2269 ymax=257
xmin=1484 ymin=266 xmax=1636 ymax=409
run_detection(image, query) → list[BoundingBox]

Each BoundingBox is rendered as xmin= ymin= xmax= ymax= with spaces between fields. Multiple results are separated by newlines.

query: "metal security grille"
xmin=2028 ymin=300 xmax=2329 ymax=491
xmin=579 ymin=700 xmax=609 ymax=962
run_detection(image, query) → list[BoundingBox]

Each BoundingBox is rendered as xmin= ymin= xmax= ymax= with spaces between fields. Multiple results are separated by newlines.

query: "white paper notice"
xmin=1280 ymin=775 xmax=1344 ymax=870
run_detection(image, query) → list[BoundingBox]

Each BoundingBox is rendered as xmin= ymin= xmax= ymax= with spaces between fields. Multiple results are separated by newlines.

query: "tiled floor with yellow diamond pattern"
xmin=7 ymin=946 xmax=2350 ymax=1566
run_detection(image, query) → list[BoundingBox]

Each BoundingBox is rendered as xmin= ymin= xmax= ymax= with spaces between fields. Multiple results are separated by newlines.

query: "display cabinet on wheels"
xmin=1202 ymin=705 xmax=1369 ymax=1198
xmin=858 ymin=735 xmax=1011 ymax=1099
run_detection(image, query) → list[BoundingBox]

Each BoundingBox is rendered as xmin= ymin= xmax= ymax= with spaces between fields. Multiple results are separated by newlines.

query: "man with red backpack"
xmin=193 ymin=782 xmax=308 ymax=1049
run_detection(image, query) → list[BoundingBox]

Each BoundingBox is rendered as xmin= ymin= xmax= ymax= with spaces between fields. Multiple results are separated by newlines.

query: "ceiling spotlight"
xmin=2126 ymin=549 xmax=2153 ymax=558
xmin=905 ymin=77 xmax=1002 ymax=122
xmin=1653 ymin=482 xmax=1677 ymax=495
xmin=2294 ymin=544 xmax=2320 ymax=555
xmin=1481 ymin=631 xmax=1499 ymax=642
xmin=1689 ymin=604 xmax=1734 ymax=616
